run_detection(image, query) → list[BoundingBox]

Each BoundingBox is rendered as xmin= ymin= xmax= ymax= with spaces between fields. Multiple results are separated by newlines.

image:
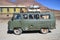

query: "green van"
xmin=7 ymin=12 xmax=56 ymax=35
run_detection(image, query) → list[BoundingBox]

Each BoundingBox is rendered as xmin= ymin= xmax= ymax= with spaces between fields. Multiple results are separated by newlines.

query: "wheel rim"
xmin=14 ymin=29 xmax=22 ymax=35
xmin=41 ymin=29 xmax=48 ymax=34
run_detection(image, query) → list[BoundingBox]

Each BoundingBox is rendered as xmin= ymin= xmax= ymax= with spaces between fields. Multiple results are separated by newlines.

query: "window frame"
xmin=29 ymin=14 xmax=34 ymax=19
xmin=23 ymin=14 xmax=28 ymax=19
xmin=9 ymin=7 xmax=14 ymax=13
xmin=34 ymin=14 xmax=39 ymax=19
xmin=14 ymin=14 xmax=21 ymax=20
xmin=40 ymin=14 xmax=50 ymax=19
xmin=2 ymin=8 xmax=8 ymax=13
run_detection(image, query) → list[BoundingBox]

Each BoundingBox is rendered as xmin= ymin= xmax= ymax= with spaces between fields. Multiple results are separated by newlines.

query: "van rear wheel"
xmin=14 ymin=28 xmax=22 ymax=35
xmin=40 ymin=29 xmax=48 ymax=34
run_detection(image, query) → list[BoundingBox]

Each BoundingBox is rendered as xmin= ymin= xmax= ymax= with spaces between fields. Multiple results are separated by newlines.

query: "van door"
xmin=22 ymin=14 xmax=29 ymax=30
xmin=28 ymin=14 xmax=40 ymax=30
xmin=12 ymin=14 xmax=22 ymax=28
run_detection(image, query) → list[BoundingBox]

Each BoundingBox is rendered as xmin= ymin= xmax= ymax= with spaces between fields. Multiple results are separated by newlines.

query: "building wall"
xmin=0 ymin=7 xmax=28 ymax=19
xmin=0 ymin=7 xmax=60 ymax=19
xmin=0 ymin=7 xmax=27 ymax=13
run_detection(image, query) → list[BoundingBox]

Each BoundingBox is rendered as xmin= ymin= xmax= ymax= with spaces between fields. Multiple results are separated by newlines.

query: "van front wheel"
xmin=40 ymin=29 xmax=49 ymax=34
xmin=14 ymin=28 xmax=22 ymax=35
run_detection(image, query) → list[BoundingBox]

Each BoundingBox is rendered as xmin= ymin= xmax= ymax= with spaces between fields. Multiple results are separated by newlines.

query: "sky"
xmin=35 ymin=0 xmax=60 ymax=10
xmin=10 ymin=0 xmax=16 ymax=2
xmin=10 ymin=0 xmax=60 ymax=10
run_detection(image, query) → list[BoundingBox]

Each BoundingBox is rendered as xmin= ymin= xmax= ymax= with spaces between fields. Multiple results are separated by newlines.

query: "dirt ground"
xmin=0 ymin=19 xmax=60 ymax=40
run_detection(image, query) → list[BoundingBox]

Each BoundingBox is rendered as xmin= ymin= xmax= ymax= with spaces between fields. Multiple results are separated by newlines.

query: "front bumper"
xmin=7 ymin=30 xmax=14 ymax=34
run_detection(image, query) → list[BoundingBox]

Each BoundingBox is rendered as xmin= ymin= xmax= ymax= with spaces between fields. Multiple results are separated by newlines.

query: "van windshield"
xmin=14 ymin=14 xmax=21 ymax=19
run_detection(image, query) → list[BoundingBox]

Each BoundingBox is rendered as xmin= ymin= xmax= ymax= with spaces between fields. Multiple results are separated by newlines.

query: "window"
xmin=9 ymin=8 xmax=14 ymax=13
xmin=14 ymin=14 xmax=21 ymax=19
xmin=29 ymin=14 xmax=34 ymax=19
xmin=23 ymin=14 xmax=28 ymax=19
xmin=2 ymin=8 xmax=7 ymax=13
xmin=34 ymin=14 xmax=39 ymax=19
xmin=15 ymin=8 xmax=20 ymax=13
xmin=40 ymin=14 xmax=50 ymax=19
xmin=22 ymin=8 xmax=27 ymax=13
xmin=20 ymin=8 xmax=24 ymax=13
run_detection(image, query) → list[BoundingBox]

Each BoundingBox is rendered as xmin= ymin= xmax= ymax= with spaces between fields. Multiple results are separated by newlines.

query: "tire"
xmin=40 ymin=28 xmax=49 ymax=34
xmin=14 ymin=28 xmax=22 ymax=35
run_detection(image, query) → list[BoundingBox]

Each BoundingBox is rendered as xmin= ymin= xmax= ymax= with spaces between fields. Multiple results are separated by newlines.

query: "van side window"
xmin=29 ymin=14 xmax=34 ymax=19
xmin=34 ymin=14 xmax=39 ymax=19
xmin=23 ymin=14 xmax=28 ymax=19
xmin=15 ymin=14 xmax=21 ymax=19
xmin=40 ymin=14 xmax=50 ymax=19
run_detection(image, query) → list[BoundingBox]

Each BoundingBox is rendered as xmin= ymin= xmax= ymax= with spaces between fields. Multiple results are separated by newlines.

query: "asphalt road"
xmin=0 ymin=19 xmax=60 ymax=40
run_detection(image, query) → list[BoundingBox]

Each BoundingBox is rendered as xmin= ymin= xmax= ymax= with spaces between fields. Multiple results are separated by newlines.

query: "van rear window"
xmin=40 ymin=14 xmax=50 ymax=19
